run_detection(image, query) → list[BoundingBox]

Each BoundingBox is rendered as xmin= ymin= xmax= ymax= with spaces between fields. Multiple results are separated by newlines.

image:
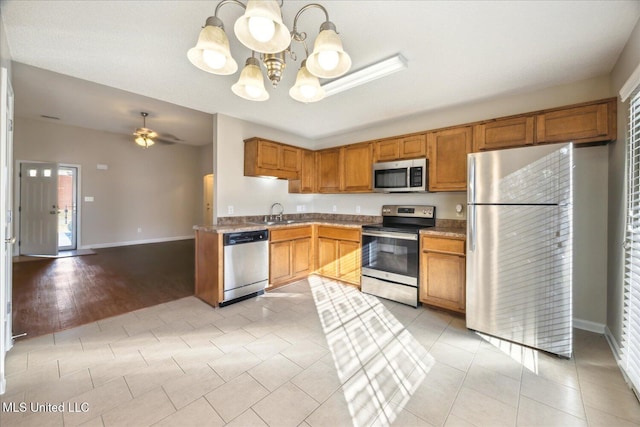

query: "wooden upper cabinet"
xmin=280 ymin=145 xmax=301 ymax=172
xmin=474 ymin=116 xmax=535 ymax=151
xmin=399 ymin=134 xmax=427 ymax=159
xmin=342 ymin=142 xmax=373 ymax=192
xmin=375 ymin=138 xmax=400 ymax=162
xmin=316 ymin=148 xmax=342 ymax=193
xmin=536 ymin=99 xmax=616 ymax=145
xmin=289 ymin=149 xmax=315 ymax=193
xmin=374 ymin=134 xmax=426 ymax=162
xmin=316 ymin=143 xmax=372 ymax=193
xmin=427 ymin=126 xmax=472 ymax=192
xmin=244 ymin=137 xmax=300 ymax=180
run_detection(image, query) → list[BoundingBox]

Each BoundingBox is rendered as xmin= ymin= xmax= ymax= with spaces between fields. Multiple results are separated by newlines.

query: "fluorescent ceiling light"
xmin=321 ymin=53 xmax=408 ymax=97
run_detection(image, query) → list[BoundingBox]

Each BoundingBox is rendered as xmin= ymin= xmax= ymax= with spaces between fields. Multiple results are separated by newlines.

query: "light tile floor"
xmin=1 ymin=276 xmax=639 ymax=427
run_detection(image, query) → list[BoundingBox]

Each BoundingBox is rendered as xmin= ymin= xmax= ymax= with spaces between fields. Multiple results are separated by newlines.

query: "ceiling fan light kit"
xmin=187 ymin=0 xmax=352 ymax=103
xmin=133 ymin=112 xmax=157 ymax=148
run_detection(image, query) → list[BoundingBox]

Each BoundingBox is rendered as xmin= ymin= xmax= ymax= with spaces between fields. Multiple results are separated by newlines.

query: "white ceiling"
xmin=2 ymin=0 xmax=639 ymax=144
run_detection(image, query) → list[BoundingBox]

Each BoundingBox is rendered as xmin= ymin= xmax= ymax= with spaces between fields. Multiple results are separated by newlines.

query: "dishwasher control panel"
xmin=224 ymin=230 xmax=269 ymax=246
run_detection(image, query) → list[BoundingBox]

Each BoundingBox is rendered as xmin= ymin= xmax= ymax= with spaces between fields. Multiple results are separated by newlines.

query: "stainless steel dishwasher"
xmin=222 ymin=229 xmax=269 ymax=305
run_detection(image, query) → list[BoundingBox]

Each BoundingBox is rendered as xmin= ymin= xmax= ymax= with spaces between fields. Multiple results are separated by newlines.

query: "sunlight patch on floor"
xmin=309 ymin=276 xmax=434 ymax=426
xmin=476 ymin=331 xmax=539 ymax=373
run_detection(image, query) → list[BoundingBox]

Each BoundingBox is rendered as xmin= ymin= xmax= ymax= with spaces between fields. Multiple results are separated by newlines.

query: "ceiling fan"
xmin=133 ymin=112 xmax=183 ymax=148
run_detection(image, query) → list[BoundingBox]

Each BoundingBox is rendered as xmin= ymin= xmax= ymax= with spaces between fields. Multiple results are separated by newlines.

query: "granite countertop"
xmin=193 ymin=218 xmax=376 ymax=233
xmin=420 ymin=226 xmax=466 ymax=239
xmin=195 ymin=216 xmax=467 ymax=237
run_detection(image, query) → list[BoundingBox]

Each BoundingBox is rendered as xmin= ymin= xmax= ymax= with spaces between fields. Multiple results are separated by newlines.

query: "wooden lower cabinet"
xmin=195 ymin=230 xmax=223 ymax=307
xmin=419 ymin=235 xmax=466 ymax=313
xmin=269 ymin=226 xmax=313 ymax=288
xmin=316 ymin=226 xmax=361 ymax=286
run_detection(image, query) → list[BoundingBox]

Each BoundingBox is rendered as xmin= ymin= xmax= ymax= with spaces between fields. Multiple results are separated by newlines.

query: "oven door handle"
xmin=362 ymin=230 xmax=418 ymax=241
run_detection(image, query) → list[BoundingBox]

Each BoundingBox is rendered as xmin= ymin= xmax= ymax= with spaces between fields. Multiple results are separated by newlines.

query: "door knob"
xmin=50 ymin=211 xmax=57 ymax=214
xmin=5 ymin=236 xmax=16 ymax=244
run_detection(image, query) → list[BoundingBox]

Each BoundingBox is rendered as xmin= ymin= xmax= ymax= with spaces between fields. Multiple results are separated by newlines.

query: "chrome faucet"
xmin=270 ymin=202 xmax=284 ymax=221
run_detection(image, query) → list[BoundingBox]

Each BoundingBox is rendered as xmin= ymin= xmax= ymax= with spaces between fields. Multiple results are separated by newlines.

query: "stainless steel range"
xmin=361 ymin=205 xmax=435 ymax=307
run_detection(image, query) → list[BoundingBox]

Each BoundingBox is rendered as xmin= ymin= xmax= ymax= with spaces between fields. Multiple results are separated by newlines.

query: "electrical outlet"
xmin=227 ymin=206 xmax=234 ymax=215
xmin=296 ymin=205 xmax=302 ymax=212
xmin=356 ymin=205 xmax=361 ymax=214
xmin=302 ymin=205 xmax=307 ymax=212
xmin=332 ymin=205 xmax=337 ymax=212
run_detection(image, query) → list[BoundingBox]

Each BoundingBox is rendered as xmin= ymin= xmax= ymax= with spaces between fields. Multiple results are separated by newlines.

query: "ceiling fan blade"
xmin=154 ymin=137 xmax=176 ymax=145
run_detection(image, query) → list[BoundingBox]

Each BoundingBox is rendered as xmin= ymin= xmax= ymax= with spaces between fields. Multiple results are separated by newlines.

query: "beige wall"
xmin=214 ymin=114 xmax=315 ymax=221
xmin=13 ymin=117 xmax=202 ymax=248
xmin=608 ymin=17 xmax=640 ymax=347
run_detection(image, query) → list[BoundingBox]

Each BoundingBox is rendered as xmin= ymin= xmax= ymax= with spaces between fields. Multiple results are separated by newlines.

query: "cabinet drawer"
xmin=270 ymin=226 xmax=312 ymax=242
xmin=317 ymin=226 xmax=361 ymax=242
xmin=421 ymin=236 xmax=465 ymax=255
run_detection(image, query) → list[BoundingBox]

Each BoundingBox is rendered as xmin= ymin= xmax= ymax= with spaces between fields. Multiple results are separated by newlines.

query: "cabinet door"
xmin=338 ymin=240 xmax=361 ymax=286
xmin=257 ymin=140 xmax=280 ymax=170
xmin=375 ymin=138 xmax=400 ymax=162
xmin=427 ymin=126 xmax=472 ymax=192
xmin=270 ymin=241 xmax=292 ymax=285
xmin=536 ymin=102 xmax=614 ymax=144
xmin=280 ymin=146 xmax=300 ymax=172
xmin=342 ymin=143 xmax=372 ymax=192
xmin=317 ymin=148 xmax=342 ymax=193
xmin=317 ymin=237 xmax=338 ymax=278
xmin=292 ymin=237 xmax=312 ymax=278
xmin=288 ymin=150 xmax=315 ymax=193
xmin=420 ymin=251 xmax=465 ymax=313
xmin=474 ymin=116 xmax=534 ymax=151
xmin=399 ymin=134 xmax=427 ymax=159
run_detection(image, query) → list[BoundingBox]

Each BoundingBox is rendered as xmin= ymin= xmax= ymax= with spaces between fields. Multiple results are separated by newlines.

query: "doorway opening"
xmin=57 ymin=166 xmax=77 ymax=251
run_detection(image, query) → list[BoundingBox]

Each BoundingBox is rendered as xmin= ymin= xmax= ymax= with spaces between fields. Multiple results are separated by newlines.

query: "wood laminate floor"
xmin=11 ymin=239 xmax=195 ymax=339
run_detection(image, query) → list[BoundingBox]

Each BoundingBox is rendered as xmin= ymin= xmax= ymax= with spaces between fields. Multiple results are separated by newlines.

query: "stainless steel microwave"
xmin=373 ymin=158 xmax=428 ymax=192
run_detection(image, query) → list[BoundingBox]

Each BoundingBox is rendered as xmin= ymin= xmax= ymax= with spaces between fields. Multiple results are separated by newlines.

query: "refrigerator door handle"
xmin=469 ymin=203 xmax=476 ymax=252
xmin=468 ymin=155 xmax=476 ymax=204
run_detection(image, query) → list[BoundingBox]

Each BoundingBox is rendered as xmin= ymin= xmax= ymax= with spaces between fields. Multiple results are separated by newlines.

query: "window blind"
xmin=624 ymin=87 xmax=640 ymax=393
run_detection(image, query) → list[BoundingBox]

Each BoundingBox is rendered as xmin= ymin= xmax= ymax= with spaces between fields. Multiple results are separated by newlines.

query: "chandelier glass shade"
xmin=289 ymin=60 xmax=325 ymax=103
xmin=231 ymin=56 xmax=270 ymax=101
xmin=187 ymin=0 xmax=351 ymax=103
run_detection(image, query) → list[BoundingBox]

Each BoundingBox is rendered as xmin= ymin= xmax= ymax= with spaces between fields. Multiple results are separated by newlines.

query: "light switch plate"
xmin=84 ymin=196 xmax=94 ymax=202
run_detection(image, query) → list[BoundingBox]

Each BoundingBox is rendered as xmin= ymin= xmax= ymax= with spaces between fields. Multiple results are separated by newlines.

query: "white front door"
xmin=20 ymin=162 xmax=58 ymax=256
xmin=1 ymin=67 xmax=15 ymax=395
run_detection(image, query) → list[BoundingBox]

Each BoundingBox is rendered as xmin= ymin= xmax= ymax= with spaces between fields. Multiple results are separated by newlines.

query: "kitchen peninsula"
xmin=194 ymin=215 xmax=465 ymax=308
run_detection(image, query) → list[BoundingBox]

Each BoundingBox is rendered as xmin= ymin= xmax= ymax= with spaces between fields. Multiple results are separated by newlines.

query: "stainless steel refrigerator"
xmin=466 ymin=143 xmax=573 ymax=358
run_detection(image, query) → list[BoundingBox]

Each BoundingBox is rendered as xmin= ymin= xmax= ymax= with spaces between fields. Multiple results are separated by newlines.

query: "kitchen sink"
xmin=247 ymin=219 xmax=302 ymax=226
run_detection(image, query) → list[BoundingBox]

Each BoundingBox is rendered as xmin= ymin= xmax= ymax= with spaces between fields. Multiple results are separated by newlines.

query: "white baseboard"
xmin=573 ymin=318 xmax=605 ymax=334
xmin=80 ymin=235 xmax=194 ymax=250
xmin=0 ymin=377 xmax=5 ymax=395
xmin=604 ymin=325 xmax=623 ymax=362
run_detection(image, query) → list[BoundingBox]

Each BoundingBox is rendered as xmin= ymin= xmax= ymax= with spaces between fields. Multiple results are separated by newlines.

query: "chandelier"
xmin=187 ymin=0 xmax=352 ymax=103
